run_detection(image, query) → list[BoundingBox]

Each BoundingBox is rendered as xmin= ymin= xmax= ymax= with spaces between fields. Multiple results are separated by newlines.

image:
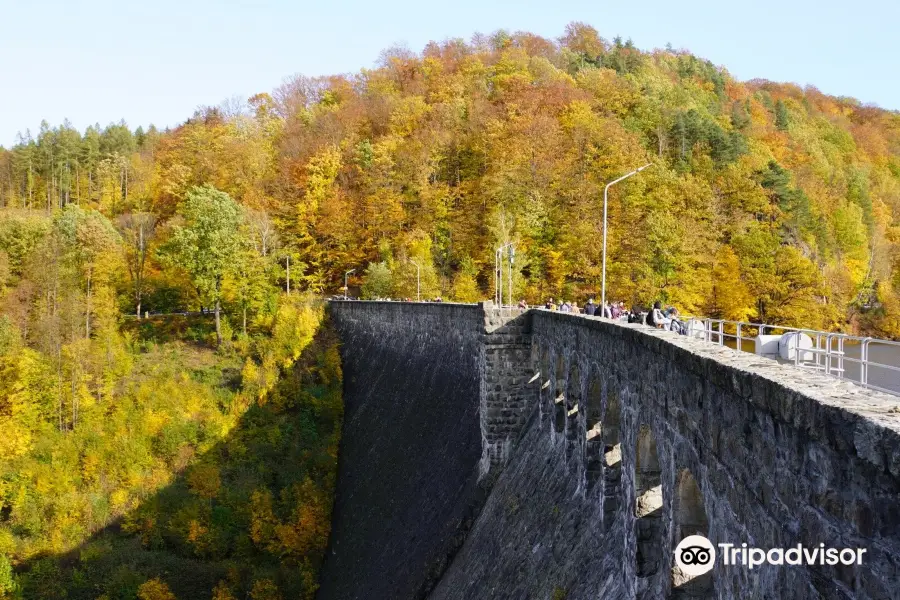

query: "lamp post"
xmin=601 ymin=163 xmax=652 ymax=314
xmin=410 ymin=259 xmax=421 ymax=301
xmin=494 ymin=247 xmax=505 ymax=306
xmin=344 ymin=269 xmax=355 ymax=299
xmin=506 ymin=244 xmax=515 ymax=310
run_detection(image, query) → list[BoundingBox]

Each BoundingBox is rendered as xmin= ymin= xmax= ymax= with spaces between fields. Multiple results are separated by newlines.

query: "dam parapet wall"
xmin=322 ymin=302 xmax=900 ymax=600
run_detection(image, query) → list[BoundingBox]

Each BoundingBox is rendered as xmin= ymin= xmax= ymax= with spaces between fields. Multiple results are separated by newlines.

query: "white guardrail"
xmin=680 ymin=318 xmax=900 ymax=397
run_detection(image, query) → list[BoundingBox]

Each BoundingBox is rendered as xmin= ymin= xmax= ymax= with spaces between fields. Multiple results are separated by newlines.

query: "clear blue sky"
xmin=1 ymin=0 xmax=898 ymax=147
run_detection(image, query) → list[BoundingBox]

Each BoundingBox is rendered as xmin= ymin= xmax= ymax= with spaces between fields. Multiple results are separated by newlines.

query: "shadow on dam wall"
xmin=318 ymin=302 xmax=490 ymax=600
xmin=322 ymin=302 xmax=900 ymax=600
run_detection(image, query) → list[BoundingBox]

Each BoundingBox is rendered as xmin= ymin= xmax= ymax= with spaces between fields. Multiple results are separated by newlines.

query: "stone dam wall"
xmin=320 ymin=302 xmax=900 ymax=600
xmin=318 ymin=302 xmax=485 ymax=600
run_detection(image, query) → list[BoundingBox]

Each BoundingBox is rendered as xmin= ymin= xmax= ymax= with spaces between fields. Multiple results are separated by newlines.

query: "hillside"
xmin=2 ymin=23 xmax=899 ymax=336
xmin=0 ymin=294 xmax=342 ymax=599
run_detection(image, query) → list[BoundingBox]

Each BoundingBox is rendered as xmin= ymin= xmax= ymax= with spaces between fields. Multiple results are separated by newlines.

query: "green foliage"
xmin=160 ymin=185 xmax=243 ymax=308
xmin=671 ymin=109 xmax=747 ymax=166
xmin=676 ymin=54 xmax=726 ymax=98
xmin=0 ymin=315 xmax=20 ymax=355
xmin=54 ymin=204 xmax=121 ymax=270
xmin=160 ymin=185 xmax=245 ymax=344
xmin=0 ymin=554 xmax=17 ymax=597
xmin=603 ymin=37 xmax=643 ymax=74
xmin=730 ymin=100 xmax=751 ymax=130
xmin=361 ymin=262 xmax=393 ymax=299
xmin=123 ymin=314 xmax=216 ymax=346
xmin=451 ymin=256 xmax=481 ymax=303
xmin=775 ymin=99 xmax=790 ymax=131
xmin=0 ymin=212 xmax=49 ymax=277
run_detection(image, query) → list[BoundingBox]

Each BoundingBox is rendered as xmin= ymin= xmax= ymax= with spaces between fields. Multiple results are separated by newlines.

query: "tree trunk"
xmin=243 ymin=306 xmax=247 ymax=336
xmin=71 ymin=369 xmax=77 ymax=429
xmin=215 ymin=299 xmax=222 ymax=346
xmin=136 ymin=220 xmax=144 ymax=317
xmin=57 ymin=367 xmax=64 ymax=431
xmin=85 ymin=269 xmax=92 ymax=338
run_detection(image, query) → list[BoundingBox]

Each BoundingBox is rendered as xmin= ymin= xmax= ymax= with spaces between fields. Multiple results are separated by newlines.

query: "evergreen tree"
xmin=775 ymin=99 xmax=790 ymax=131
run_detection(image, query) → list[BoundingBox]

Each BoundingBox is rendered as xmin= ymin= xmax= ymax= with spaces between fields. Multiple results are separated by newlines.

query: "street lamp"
xmin=506 ymin=244 xmax=515 ymax=310
xmin=601 ymin=163 xmax=652 ymax=314
xmin=495 ymin=247 xmax=502 ymax=305
xmin=410 ymin=259 xmax=421 ymax=301
xmin=343 ymin=269 xmax=355 ymax=299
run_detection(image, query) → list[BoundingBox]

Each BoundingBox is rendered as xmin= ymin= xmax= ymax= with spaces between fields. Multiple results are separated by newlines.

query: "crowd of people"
xmin=343 ymin=292 xmax=686 ymax=335
xmin=537 ymin=297 xmax=626 ymax=318
xmin=523 ymin=297 xmax=688 ymax=335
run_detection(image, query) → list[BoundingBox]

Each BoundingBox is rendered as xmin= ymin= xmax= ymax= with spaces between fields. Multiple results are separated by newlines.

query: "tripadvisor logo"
xmin=674 ymin=535 xmax=868 ymax=573
xmin=675 ymin=535 xmax=716 ymax=576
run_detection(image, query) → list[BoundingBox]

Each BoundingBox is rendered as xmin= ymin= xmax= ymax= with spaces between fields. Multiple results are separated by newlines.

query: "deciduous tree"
xmin=160 ymin=185 xmax=244 ymax=345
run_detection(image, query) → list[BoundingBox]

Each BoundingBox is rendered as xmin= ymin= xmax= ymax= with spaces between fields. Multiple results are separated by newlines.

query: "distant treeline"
xmin=0 ymin=23 xmax=898 ymax=338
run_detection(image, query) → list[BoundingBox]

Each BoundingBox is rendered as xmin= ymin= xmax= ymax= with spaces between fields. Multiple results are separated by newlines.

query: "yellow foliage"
xmin=80 ymin=451 xmax=102 ymax=484
xmin=187 ymin=463 xmax=221 ymax=501
xmin=110 ymin=489 xmax=130 ymax=512
xmin=389 ymin=96 xmax=431 ymax=137
xmin=144 ymin=409 xmax=170 ymax=436
xmin=302 ymin=147 xmax=341 ymax=218
xmin=577 ymin=67 xmax=640 ymax=116
xmin=0 ymin=417 xmax=32 ymax=461
xmin=706 ymin=246 xmax=753 ymax=321
xmin=451 ymin=271 xmax=480 ymax=303
xmin=188 ymin=519 xmax=209 ymax=545
xmin=137 ymin=578 xmax=177 ymax=600
xmin=250 ymin=579 xmax=282 ymax=600
xmin=249 ymin=489 xmax=277 ymax=548
xmin=274 ymin=487 xmax=330 ymax=559
xmin=211 ymin=582 xmax=238 ymax=600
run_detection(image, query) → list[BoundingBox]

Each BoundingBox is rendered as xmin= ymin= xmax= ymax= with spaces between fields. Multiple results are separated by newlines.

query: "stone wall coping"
xmin=328 ymin=299 xmax=483 ymax=321
xmin=329 ymin=299 xmax=480 ymax=307
xmin=532 ymin=310 xmax=900 ymax=478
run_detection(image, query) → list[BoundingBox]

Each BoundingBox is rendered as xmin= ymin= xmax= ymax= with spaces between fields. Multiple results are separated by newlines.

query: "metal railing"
xmin=679 ymin=317 xmax=900 ymax=397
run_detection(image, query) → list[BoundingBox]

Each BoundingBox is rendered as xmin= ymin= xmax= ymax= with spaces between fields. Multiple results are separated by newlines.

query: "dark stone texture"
xmin=323 ymin=303 xmax=900 ymax=600
xmin=318 ymin=301 xmax=487 ymax=600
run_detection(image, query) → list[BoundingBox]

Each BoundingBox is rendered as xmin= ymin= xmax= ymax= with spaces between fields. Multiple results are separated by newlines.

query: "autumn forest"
xmin=1 ymin=21 xmax=900 ymax=599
